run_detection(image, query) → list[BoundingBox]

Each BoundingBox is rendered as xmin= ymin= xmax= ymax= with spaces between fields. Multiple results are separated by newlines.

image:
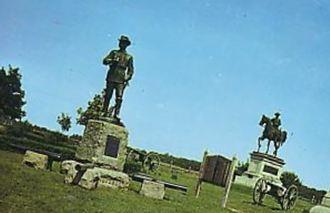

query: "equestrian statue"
xmin=257 ymin=112 xmax=288 ymax=156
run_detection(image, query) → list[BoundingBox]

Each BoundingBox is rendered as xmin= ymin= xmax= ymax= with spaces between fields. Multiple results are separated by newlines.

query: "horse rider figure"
xmin=271 ymin=112 xmax=281 ymax=137
xmin=257 ymin=112 xmax=287 ymax=156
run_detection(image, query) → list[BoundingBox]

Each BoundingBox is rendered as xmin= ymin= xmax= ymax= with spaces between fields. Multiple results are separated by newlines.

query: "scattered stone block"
xmin=22 ymin=150 xmax=49 ymax=170
xmin=140 ymin=180 xmax=165 ymax=200
xmin=78 ymin=168 xmax=99 ymax=190
xmin=61 ymin=160 xmax=84 ymax=184
xmin=96 ymin=168 xmax=130 ymax=189
xmin=0 ymin=124 xmax=7 ymax=134
xmin=79 ymin=167 xmax=130 ymax=190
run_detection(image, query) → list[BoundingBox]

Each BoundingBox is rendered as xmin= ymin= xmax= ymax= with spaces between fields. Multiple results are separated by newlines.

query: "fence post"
xmin=195 ymin=150 xmax=208 ymax=198
xmin=220 ymin=156 xmax=238 ymax=208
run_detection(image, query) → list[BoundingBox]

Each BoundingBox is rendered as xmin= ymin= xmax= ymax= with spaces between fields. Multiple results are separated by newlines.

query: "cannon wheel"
xmin=143 ymin=153 xmax=160 ymax=172
xmin=253 ymin=178 xmax=267 ymax=205
xmin=127 ymin=149 xmax=139 ymax=161
xmin=281 ymin=185 xmax=298 ymax=210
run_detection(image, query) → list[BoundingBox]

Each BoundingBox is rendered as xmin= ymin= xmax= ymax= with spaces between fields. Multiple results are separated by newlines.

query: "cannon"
xmin=9 ymin=143 xmax=69 ymax=170
xmin=126 ymin=148 xmax=161 ymax=172
xmin=132 ymin=173 xmax=187 ymax=193
xmin=253 ymin=177 xmax=299 ymax=210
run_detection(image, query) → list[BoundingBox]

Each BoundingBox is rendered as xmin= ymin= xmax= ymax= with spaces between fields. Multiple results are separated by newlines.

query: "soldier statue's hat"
xmin=275 ymin=112 xmax=281 ymax=116
xmin=118 ymin=35 xmax=131 ymax=45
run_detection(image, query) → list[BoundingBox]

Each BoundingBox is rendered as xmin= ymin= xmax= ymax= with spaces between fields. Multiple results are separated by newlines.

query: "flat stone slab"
xmin=22 ymin=150 xmax=48 ymax=170
xmin=251 ymin=151 xmax=285 ymax=166
xmin=79 ymin=167 xmax=130 ymax=190
xmin=140 ymin=180 xmax=165 ymax=200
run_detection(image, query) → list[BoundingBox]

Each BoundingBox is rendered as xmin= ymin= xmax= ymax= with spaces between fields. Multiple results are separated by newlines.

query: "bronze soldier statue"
xmin=102 ymin=35 xmax=134 ymax=121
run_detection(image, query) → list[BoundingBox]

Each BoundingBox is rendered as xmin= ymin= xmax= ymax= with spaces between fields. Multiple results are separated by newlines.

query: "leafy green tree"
xmin=280 ymin=171 xmax=302 ymax=188
xmin=0 ymin=65 xmax=26 ymax=121
xmin=0 ymin=67 xmax=7 ymax=118
xmin=76 ymin=93 xmax=103 ymax=126
xmin=236 ymin=160 xmax=249 ymax=175
xmin=57 ymin=113 xmax=72 ymax=132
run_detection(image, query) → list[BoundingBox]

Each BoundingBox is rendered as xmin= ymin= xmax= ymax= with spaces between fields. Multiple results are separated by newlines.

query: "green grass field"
xmin=0 ymin=150 xmax=312 ymax=213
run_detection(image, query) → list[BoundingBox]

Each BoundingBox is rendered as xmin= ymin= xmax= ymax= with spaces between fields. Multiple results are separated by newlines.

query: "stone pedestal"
xmin=75 ymin=118 xmax=129 ymax=171
xmin=63 ymin=118 xmax=131 ymax=190
xmin=235 ymin=152 xmax=285 ymax=188
xmin=140 ymin=180 xmax=165 ymax=200
xmin=22 ymin=150 xmax=49 ymax=170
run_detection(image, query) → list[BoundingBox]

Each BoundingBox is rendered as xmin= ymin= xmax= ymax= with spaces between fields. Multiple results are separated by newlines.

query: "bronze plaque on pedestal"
xmin=104 ymin=135 xmax=120 ymax=158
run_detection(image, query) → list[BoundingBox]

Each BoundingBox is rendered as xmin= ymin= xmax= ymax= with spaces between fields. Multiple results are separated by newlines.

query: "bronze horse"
xmin=258 ymin=115 xmax=287 ymax=156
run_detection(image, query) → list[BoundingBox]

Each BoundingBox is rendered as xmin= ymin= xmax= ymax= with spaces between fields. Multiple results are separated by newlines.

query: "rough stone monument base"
xmin=75 ymin=118 xmax=129 ymax=171
xmin=22 ymin=150 xmax=49 ymax=170
xmin=61 ymin=160 xmax=130 ymax=190
xmin=63 ymin=117 xmax=131 ymax=190
xmin=139 ymin=180 xmax=165 ymax=200
xmin=235 ymin=151 xmax=285 ymax=188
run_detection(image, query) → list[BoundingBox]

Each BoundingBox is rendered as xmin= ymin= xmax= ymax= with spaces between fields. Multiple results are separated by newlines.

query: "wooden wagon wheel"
xmin=143 ymin=153 xmax=160 ymax=172
xmin=281 ymin=185 xmax=298 ymax=210
xmin=126 ymin=149 xmax=138 ymax=161
xmin=127 ymin=149 xmax=146 ymax=162
xmin=253 ymin=178 xmax=267 ymax=205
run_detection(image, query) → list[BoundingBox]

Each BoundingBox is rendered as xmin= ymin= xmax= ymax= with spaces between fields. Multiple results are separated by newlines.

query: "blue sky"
xmin=1 ymin=0 xmax=330 ymax=190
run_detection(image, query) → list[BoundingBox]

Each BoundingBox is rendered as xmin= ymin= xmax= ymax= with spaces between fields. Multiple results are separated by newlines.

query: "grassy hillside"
xmin=0 ymin=122 xmax=201 ymax=171
xmin=0 ymin=150 xmax=313 ymax=213
xmin=0 ymin=122 xmax=77 ymax=159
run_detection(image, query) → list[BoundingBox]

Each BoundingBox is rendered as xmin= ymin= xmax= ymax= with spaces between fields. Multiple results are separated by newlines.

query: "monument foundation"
xmin=75 ymin=118 xmax=129 ymax=171
xmin=235 ymin=151 xmax=285 ymax=188
xmin=62 ymin=118 xmax=130 ymax=190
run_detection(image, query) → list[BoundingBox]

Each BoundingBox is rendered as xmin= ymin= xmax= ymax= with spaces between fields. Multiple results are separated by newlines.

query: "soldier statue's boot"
xmin=102 ymin=103 xmax=109 ymax=117
xmin=102 ymin=110 xmax=108 ymax=117
xmin=108 ymin=106 xmax=115 ymax=117
xmin=102 ymin=94 xmax=110 ymax=117
xmin=113 ymin=97 xmax=123 ymax=121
